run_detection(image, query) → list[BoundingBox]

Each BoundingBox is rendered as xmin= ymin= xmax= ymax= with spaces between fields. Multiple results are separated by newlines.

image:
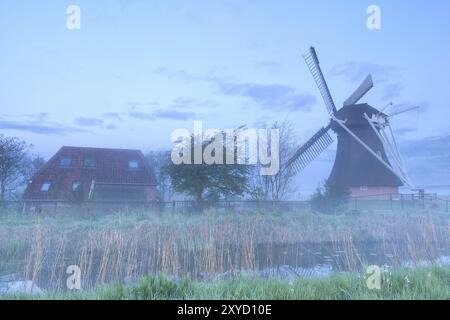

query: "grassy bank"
xmin=1 ymin=209 xmax=450 ymax=291
xmin=3 ymin=266 xmax=450 ymax=300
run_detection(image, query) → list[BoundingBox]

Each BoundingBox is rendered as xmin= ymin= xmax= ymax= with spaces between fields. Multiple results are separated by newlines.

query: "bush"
xmin=310 ymin=180 xmax=351 ymax=215
xmin=129 ymin=274 xmax=192 ymax=299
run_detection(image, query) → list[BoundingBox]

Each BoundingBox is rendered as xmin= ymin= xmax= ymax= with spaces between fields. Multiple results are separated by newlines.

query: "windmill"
xmin=284 ymin=47 xmax=413 ymax=196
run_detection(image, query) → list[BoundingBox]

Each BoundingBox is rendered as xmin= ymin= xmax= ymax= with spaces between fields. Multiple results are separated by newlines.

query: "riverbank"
xmin=2 ymin=266 xmax=450 ymax=300
xmin=1 ymin=209 xmax=449 ymax=292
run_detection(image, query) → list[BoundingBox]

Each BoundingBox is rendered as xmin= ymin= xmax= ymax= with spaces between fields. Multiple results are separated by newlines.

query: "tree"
xmin=23 ymin=154 xmax=45 ymax=184
xmin=310 ymin=179 xmax=351 ymax=214
xmin=0 ymin=135 xmax=31 ymax=201
xmin=166 ymin=133 xmax=250 ymax=211
xmin=146 ymin=150 xmax=174 ymax=201
xmin=247 ymin=120 xmax=298 ymax=201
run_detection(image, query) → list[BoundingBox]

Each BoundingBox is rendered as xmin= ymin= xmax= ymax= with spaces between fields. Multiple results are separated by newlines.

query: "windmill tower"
xmin=284 ymin=47 xmax=413 ymax=197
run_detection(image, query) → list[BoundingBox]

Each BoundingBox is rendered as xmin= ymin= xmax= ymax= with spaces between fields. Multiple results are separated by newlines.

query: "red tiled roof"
xmin=23 ymin=146 xmax=157 ymax=200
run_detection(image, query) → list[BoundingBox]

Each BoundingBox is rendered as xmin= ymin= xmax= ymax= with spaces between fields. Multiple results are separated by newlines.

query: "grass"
xmin=1 ymin=208 xmax=449 ymax=295
xmin=3 ymin=266 xmax=450 ymax=300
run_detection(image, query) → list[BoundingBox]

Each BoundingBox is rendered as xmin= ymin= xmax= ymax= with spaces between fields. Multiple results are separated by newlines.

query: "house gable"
xmin=23 ymin=146 xmax=157 ymax=201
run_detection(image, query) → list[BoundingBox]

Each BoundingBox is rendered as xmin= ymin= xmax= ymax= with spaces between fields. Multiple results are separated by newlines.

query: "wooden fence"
xmin=349 ymin=193 xmax=448 ymax=212
xmin=0 ymin=193 xmax=448 ymax=214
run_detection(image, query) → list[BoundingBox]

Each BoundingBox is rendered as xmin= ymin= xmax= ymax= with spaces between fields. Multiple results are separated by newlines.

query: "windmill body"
xmin=328 ymin=104 xmax=403 ymax=197
xmin=284 ymin=47 xmax=413 ymax=197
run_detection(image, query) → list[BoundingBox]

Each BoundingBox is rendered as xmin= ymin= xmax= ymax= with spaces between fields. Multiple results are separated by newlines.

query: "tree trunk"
xmin=195 ymin=191 xmax=204 ymax=213
xmin=0 ymin=182 xmax=5 ymax=202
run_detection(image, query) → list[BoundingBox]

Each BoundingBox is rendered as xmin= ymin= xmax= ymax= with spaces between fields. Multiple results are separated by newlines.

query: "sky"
xmin=1 ymin=0 xmax=450 ymax=196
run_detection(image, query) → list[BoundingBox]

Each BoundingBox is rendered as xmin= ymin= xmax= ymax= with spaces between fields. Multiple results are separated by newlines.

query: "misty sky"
xmin=1 ymin=0 xmax=450 ymax=196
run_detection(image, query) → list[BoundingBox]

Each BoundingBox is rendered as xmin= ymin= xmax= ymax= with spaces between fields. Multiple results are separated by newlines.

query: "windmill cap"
xmin=333 ymin=103 xmax=386 ymax=127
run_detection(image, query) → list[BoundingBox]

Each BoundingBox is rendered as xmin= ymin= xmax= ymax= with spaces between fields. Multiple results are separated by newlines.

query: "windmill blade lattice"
xmin=284 ymin=124 xmax=334 ymax=175
xmin=303 ymin=47 xmax=337 ymax=115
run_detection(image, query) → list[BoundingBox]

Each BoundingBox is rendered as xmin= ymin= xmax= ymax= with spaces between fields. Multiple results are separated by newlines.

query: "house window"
xmin=41 ymin=182 xmax=51 ymax=192
xmin=84 ymin=157 xmax=96 ymax=168
xmin=59 ymin=157 xmax=72 ymax=168
xmin=128 ymin=160 xmax=139 ymax=169
xmin=360 ymin=186 xmax=369 ymax=192
xmin=72 ymin=181 xmax=80 ymax=191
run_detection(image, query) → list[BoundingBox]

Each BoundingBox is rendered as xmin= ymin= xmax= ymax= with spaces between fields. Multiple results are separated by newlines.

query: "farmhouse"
xmin=23 ymin=146 xmax=157 ymax=203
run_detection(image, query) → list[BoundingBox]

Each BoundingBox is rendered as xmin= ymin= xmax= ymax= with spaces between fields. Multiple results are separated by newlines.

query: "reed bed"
xmin=0 ymin=209 xmax=449 ymax=291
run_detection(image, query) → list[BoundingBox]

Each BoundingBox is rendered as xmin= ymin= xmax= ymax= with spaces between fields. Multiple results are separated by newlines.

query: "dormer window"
xmin=128 ymin=160 xmax=139 ymax=169
xmin=84 ymin=157 xmax=96 ymax=168
xmin=59 ymin=157 xmax=72 ymax=168
xmin=41 ymin=182 xmax=51 ymax=192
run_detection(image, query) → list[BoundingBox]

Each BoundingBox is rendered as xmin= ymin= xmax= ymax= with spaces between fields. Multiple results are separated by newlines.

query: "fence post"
xmin=172 ymin=200 xmax=175 ymax=214
xmin=390 ymin=194 xmax=393 ymax=211
xmin=412 ymin=194 xmax=415 ymax=210
xmin=354 ymin=197 xmax=358 ymax=210
xmin=401 ymin=194 xmax=404 ymax=210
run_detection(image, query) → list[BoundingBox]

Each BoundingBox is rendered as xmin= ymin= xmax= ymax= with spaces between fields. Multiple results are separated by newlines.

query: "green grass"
xmin=3 ymin=266 xmax=450 ymax=300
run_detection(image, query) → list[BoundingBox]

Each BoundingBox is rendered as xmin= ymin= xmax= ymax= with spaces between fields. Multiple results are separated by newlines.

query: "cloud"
xmin=153 ymin=109 xmax=196 ymax=120
xmin=126 ymin=97 xmax=216 ymax=112
xmin=74 ymin=117 xmax=104 ymax=127
xmin=128 ymin=109 xmax=196 ymax=121
xmin=1 ymin=112 xmax=49 ymax=122
xmin=23 ymin=112 xmax=49 ymax=122
xmin=105 ymin=123 xmax=117 ymax=130
xmin=0 ymin=119 xmax=87 ymax=135
xmin=127 ymin=101 xmax=160 ymax=109
xmin=153 ymin=67 xmax=315 ymax=111
xmin=400 ymin=134 xmax=450 ymax=159
xmin=102 ymin=112 xmax=123 ymax=121
xmin=331 ymin=62 xmax=397 ymax=83
xmin=399 ymin=134 xmax=450 ymax=185
xmin=128 ymin=111 xmax=155 ymax=121
xmin=152 ymin=68 xmax=202 ymax=82
xmin=217 ymin=82 xmax=316 ymax=111
xmin=170 ymin=97 xmax=218 ymax=109
xmin=394 ymin=127 xmax=418 ymax=136
xmin=387 ymin=101 xmax=428 ymax=117
xmin=382 ymin=82 xmax=406 ymax=101
xmin=256 ymin=61 xmax=283 ymax=74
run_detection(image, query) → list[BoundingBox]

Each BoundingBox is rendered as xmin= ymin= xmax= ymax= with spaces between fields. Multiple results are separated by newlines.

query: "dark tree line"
xmin=0 ymin=134 xmax=44 ymax=201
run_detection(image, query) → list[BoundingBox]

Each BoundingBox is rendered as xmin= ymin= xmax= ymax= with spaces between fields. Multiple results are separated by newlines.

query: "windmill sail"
xmin=284 ymin=124 xmax=333 ymax=175
xmin=303 ymin=47 xmax=337 ymax=115
xmin=343 ymin=74 xmax=374 ymax=106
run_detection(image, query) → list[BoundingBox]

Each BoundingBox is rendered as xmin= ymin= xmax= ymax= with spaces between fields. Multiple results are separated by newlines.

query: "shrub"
xmin=128 ymin=274 xmax=192 ymax=299
xmin=310 ymin=180 xmax=351 ymax=215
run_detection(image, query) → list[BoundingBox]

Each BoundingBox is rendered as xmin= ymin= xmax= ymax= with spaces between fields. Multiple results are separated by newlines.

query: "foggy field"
xmin=1 ymin=208 xmax=450 ymax=299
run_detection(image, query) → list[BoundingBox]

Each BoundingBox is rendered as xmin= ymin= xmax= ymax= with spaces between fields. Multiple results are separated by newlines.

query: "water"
xmin=2 ymin=239 xmax=449 ymax=291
